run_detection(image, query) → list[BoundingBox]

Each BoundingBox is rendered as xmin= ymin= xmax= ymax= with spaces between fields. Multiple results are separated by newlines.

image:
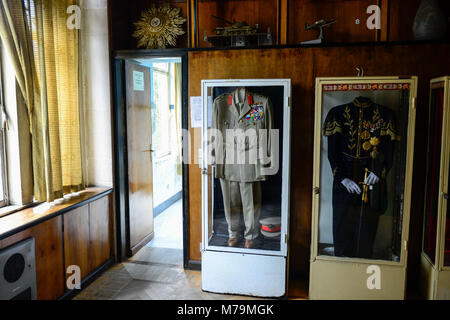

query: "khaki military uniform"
xmin=219 ymin=179 xmax=262 ymax=240
xmin=211 ymin=88 xmax=274 ymax=241
xmin=211 ymin=88 xmax=274 ymax=182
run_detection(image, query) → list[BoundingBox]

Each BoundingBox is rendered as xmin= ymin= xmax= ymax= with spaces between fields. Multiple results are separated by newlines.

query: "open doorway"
xmin=112 ymin=52 xmax=189 ymax=269
xmin=140 ymin=58 xmax=183 ymax=263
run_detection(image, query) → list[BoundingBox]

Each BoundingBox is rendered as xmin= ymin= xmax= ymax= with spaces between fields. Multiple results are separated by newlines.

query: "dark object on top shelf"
xmin=301 ymin=19 xmax=337 ymax=45
xmin=412 ymin=0 xmax=448 ymax=41
xmin=204 ymin=15 xmax=272 ymax=48
xmin=204 ymin=29 xmax=272 ymax=48
xmin=210 ymin=15 xmax=257 ymax=36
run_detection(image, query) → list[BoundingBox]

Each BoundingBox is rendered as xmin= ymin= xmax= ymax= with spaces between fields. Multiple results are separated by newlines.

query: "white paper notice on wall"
xmin=133 ymin=71 xmax=145 ymax=91
xmin=190 ymin=96 xmax=213 ymax=128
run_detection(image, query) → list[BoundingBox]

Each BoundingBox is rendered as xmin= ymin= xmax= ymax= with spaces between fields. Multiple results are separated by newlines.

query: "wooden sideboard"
xmin=0 ymin=188 xmax=114 ymax=300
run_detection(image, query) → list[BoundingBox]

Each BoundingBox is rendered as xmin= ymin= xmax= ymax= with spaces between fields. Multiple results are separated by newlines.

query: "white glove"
xmin=365 ymin=172 xmax=380 ymax=186
xmin=341 ymin=178 xmax=361 ymax=194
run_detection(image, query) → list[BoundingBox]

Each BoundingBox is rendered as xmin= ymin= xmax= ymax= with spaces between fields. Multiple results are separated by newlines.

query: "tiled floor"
xmin=74 ymin=200 xmax=261 ymax=300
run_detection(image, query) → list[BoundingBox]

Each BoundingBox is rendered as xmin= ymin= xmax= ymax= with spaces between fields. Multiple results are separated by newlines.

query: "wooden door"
xmin=125 ymin=61 xmax=154 ymax=256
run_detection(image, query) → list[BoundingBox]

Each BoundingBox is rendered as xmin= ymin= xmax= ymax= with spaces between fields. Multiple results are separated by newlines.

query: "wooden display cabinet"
xmin=310 ymin=76 xmax=418 ymax=300
xmin=420 ymin=76 xmax=450 ymax=300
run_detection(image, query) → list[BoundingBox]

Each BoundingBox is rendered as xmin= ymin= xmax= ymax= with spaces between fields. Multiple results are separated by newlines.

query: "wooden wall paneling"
xmin=388 ymin=0 xmax=422 ymax=42
xmin=0 ymin=217 xmax=64 ymax=300
xmin=188 ymin=43 xmax=450 ymax=297
xmin=88 ymin=195 xmax=113 ymax=272
xmin=190 ymin=0 xmax=198 ymax=48
xmin=188 ymin=128 xmax=202 ymax=261
xmin=378 ymin=0 xmax=390 ymax=41
xmin=278 ymin=0 xmax=288 ymax=45
xmin=64 ymin=205 xmax=91 ymax=280
xmin=197 ymin=0 xmax=279 ymax=48
xmin=167 ymin=0 xmax=190 ymax=49
xmin=288 ymin=0 xmax=382 ymax=44
xmin=109 ymin=0 xmax=132 ymax=51
xmin=187 ymin=47 xmax=315 ymax=274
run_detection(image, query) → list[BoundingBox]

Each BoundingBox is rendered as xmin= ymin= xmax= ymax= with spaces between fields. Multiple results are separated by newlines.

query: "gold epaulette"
xmin=380 ymin=121 xmax=401 ymax=141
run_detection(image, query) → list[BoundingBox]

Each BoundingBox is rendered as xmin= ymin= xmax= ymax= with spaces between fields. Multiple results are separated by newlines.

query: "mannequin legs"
xmin=332 ymin=181 xmax=380 ymax=258
xmin=220 ymin=179 xmax=262 ymax=243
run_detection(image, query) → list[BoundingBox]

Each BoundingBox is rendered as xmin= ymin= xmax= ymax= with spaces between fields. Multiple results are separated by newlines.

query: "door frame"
xmin=111 ymin=49 xmax=190 ymax=268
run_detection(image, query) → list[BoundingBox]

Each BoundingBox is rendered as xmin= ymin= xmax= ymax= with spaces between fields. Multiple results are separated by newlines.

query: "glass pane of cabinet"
xmin=316 ymin=80 xmax=414 ymax=261
xmin=445 ymin=167 xmax=450 ymax=266
xmin=423 ymin=85 xmax=445 ymax=264
xmin=203 ymin=81 xmax=290 ymax=254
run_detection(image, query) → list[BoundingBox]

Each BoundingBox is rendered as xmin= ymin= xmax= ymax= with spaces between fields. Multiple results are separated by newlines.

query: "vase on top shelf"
xmin=412 ymin=0 xmax=448 ymax=41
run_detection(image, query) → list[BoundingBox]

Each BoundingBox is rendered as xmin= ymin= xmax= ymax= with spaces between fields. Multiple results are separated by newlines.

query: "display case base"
xmin=420 ymin=253 xmax=450 ymax=300
xmin=201 ymin=250 xmax=286 ymax=298
xmin=309 ymin=259 xmax=406 ymax=300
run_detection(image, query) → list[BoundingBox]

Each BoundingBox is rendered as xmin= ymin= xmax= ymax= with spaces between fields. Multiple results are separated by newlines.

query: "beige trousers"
xmin=219 ymin=179 xmax=262 ymax=240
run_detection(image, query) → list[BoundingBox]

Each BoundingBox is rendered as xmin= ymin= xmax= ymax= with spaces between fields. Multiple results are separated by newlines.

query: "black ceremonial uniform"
xmin=323 ymin=97 xmax=399 ymax=258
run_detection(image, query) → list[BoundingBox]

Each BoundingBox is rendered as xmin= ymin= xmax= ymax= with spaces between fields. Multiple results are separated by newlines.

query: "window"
xmin=0 ymin=0 xmax=83 ymax=206
xmin=0 ymin=44 xmax=9 ymax=208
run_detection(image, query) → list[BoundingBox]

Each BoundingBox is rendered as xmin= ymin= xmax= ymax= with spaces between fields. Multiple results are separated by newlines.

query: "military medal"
xmin=370 ymin=137 xmax=380 ymax=147
xmin=245 ymin=104 xmax=265 ymax=122
xmin=361 ymin=131 xmax=371 ymax=140
xmin=362 ymin=141 xmax=372 ymax=151
xmin=369 ymin=137 xmax=380 ymax=159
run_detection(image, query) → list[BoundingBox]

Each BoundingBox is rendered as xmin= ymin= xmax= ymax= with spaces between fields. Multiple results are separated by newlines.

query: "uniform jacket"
xmin=211 ymin=88 xmax=274 ymax=182
xmin=323 ymin=97 xmax=399 ymax=210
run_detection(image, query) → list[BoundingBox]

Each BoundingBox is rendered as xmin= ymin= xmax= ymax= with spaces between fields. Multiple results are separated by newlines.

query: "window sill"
xmin=0 ymin=187 xmax=113 ymax=241
xmin=0 ymin=203 xmax=38 ymax=219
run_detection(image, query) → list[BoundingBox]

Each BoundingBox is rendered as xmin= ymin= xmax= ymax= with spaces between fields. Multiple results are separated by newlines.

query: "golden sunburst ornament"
xmin=133 ymin=5 xmax=186 ymax=49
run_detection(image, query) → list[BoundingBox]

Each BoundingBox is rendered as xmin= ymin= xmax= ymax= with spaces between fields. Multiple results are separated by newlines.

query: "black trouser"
xmin=332 ymin=180 xmax=380 ymax=259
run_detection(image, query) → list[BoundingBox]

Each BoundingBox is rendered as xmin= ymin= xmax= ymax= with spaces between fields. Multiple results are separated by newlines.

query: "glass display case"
xmin=420 ymin=76 xmax=450 ymax=300
xmin=200 ymin=79 xmax=291 ymax=297
xmin=310 ymin=77 xmax=418 ymax=300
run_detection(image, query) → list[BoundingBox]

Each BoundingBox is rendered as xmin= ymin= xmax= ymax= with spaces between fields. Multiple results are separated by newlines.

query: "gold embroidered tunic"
xmin=323 ymin=96 xmax=399 ymax=185
xmin=323 ymin=96 xmax=400 ymax=258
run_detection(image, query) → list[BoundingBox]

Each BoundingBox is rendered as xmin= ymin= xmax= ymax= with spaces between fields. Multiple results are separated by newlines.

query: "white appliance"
xmin=0 ymin=238 xmax=37 ymax=300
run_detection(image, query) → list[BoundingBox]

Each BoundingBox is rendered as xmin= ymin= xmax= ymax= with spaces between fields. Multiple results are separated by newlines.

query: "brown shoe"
xmin=228 ymin=238 xmax=238 ymax=247
xmin=245 ymin=240 xmax=255 ymax=249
